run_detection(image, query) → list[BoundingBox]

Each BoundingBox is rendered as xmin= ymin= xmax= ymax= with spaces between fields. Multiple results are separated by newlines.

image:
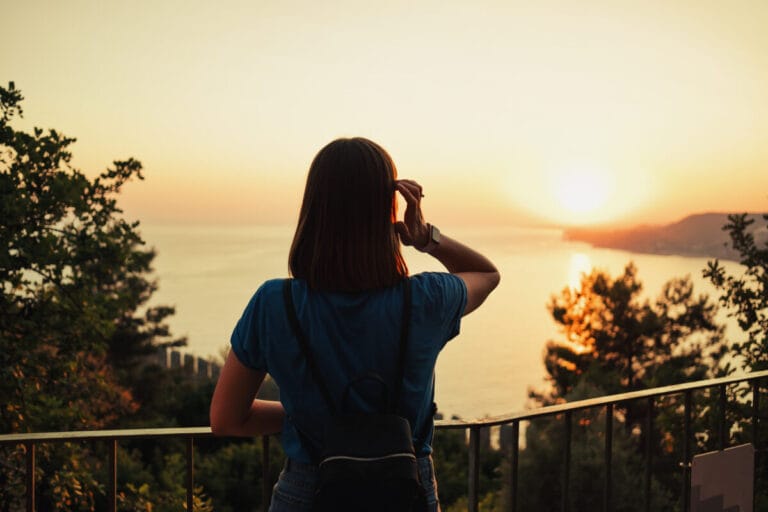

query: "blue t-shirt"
xmin=230 ymin=272 xmax=467 ymax=463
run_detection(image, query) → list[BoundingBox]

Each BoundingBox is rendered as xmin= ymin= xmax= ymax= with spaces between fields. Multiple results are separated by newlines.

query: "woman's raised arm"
xmin=395 ymin=180 xmax=500 ymax=315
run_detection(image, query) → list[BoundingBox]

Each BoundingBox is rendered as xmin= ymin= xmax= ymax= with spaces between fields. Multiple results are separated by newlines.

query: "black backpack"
xmin=282 ymin=279 xmax=427 ymax=512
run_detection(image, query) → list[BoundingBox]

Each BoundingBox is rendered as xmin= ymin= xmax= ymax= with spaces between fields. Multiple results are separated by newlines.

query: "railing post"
xmin=682 ymin=390 xmax=692 ymax=512
xmin=644 ymin=397 xmax=653 ymax=512
xmin=718 ymin=384 xmax=727 ymax=451
xmin=753 ymin=379 xmax=761 ymax=512
xmin=604 ymin=404 xmax=613 ymax=512
xmin=262 ymin=435 xmax=271 ymax=511
xmin=562 ymin=412 xmax=572 ymax=512
xmin=186 ymin=436 xmax=194 ymax=511
xmin=109 ymin=439 xmax=117 ymax=512
xmin=752 ymin=380 xmax=760 ymax=447
xmin=468 ymin=426 xmax=480 ymax=512
xmin=25 ymin=441 xmax=35 ymax=512
xmin=510 ymin=420 xmax=519 ymax=512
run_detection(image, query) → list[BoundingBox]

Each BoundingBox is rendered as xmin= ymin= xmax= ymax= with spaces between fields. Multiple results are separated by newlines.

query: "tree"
xmin=704 ymin=213 xmax=768 ymax=372
xmin=704 ymin=212 xmax=768 ymax=510
xmin=535 ymin=262 xmax=728 ymax=406
xmin=0 ymin=81 xmax=184 ymax=434
xmin=522 ymin=263 xmax=730 ymax=509
xmin=431 ymin=427 xmax=502 ymax=510
xmin=0 ymin=81 xmax=183 ymax=509
xmin=196 ymin=438 xmax=285 ymax=512
xmin=516 ymin=383 xmax=676 ymax=512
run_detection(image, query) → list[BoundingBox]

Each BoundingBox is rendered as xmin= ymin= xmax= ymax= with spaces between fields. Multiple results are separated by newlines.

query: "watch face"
xmin=418 ymin=224 xmax=440 ymax=253
xmin=431 ymin=225 xmax=441 ymax=244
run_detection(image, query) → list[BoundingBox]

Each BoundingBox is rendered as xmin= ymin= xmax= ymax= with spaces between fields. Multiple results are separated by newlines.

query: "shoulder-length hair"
xmin=289 ymin=137 xmax=408 ymax=292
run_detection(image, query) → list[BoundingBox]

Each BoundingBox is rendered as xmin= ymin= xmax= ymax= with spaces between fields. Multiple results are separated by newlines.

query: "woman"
xmin=210 ymin=137 xmax=500 ymax=511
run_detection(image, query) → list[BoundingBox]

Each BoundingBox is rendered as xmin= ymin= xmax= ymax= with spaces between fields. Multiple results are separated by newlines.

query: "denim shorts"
xmin=268 ymin=455 xmax=441 ymax=511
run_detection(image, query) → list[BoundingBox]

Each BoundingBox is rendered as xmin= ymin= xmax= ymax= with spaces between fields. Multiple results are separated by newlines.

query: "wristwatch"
xmin=417 ymin=223 xmax=441 ymax=253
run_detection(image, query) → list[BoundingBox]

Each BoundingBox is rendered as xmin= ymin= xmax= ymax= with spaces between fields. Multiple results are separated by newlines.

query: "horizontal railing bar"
xmin=2 ymin=371 xmax=766 ymax=442
xmin=0 ymin=427 xmax=213 ymax=444
xmin=436 ymin=370 xmax=768 ymax=429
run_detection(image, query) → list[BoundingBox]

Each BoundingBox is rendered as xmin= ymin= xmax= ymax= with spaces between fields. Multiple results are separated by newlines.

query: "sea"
xmin=140 ymin=224 xmax=743 ymax=421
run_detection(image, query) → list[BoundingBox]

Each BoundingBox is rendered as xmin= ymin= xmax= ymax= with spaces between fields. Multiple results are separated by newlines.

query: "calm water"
xmin=141 ymin=224 xmax=742 ymax=420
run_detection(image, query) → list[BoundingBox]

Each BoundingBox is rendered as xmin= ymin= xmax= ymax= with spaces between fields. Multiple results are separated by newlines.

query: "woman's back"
xmin=231 ymin=273 xmax=467 ymax=463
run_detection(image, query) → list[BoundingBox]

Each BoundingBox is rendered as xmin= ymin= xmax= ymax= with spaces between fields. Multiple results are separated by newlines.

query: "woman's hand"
xmin=395 ymin=179 xmax=430 ymax=249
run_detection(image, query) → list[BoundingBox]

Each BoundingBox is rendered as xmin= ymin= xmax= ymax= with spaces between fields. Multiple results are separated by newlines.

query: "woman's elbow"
xmin=209 ymin=412 xmax=225 ymax=436
xmin=488 ymin=270 xmax=501 ymax=291
xmin=461 ymin=271 xmax=501 ymax=316
xmin=210 ymin=406 xmax=236 ymax=436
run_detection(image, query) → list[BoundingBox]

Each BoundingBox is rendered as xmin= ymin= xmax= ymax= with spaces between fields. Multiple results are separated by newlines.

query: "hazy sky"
xmin=3 ymin=0 xmax=768 ymax=227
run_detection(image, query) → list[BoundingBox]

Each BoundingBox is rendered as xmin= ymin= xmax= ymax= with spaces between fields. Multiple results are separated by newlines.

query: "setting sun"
xmin=553 ymin=164 xmax=611 ymax=219
xmin=506 ymin=157 xmax=655 ymax=227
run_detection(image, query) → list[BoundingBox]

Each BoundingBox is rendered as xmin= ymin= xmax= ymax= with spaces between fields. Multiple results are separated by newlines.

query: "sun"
xmin=505 ymin=159 xmax=651 ymax=226
xmin=555 ymin=170 xmax=607 ymax=214
xmin=550 ymin=163 xmax=614 ymax=224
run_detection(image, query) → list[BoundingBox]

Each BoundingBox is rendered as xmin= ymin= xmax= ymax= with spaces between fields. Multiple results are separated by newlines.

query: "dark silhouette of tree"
xmin=431 ymin=427 xmax=502 ymax=510
xmin=0 ymin=82 xmax=186 ymax=510
xmin=0 ymin=81 xmax=184 ymax=432
xmin=535 ymin=263 xmax=728 ymax=406
xmin=704 ymin=212 xmax=768 ymax=510
xmin=516 ymin=382 xmax=676 ymax=512
xmin=704 ymin=213 xmax=768 ymax=372
xmin=521 ymin=263 xmax=730 ymax=510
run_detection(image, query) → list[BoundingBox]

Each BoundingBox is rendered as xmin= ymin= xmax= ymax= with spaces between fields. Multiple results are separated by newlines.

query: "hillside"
xmin=563 ymin=213 xmax=768 ymax=261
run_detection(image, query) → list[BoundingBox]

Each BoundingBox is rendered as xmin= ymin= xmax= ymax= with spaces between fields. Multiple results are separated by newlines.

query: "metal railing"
xmin=1 ymin=370 xmax=767 ymax=512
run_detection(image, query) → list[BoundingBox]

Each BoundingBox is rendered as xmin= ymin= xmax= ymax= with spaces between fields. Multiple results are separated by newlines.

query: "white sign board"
xmin=691 ymin=443 xmax=754 ymax=512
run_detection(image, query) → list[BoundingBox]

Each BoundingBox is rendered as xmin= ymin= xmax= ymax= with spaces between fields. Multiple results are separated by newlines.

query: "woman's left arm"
xmin=210 ymin=351 xmax=285 ymax=436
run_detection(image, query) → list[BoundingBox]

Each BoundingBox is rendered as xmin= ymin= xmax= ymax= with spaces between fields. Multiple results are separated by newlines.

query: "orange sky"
xmin=3 ymin=0 xmax=768 ymax=228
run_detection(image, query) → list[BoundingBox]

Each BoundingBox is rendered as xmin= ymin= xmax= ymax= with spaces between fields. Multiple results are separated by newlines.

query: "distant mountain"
xmin=563 ymin=213 xmax=768 ymax=261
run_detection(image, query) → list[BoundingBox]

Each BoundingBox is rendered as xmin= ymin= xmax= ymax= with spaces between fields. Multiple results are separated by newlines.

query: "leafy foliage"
xmin=432 ymin=427 xmax=502 ymax=510
xmin=196 ymin=438 xmax=284 ymax=512
xmin=517 ymin=383 xmax=676 ymax=512
xmin=704 ymin=213 xmax=768 ymax=372
xmin=704 ymin=212 xmax=768 ymax=507
xmin=536 ymin=262 xmax=728 ymax=405
xmin=0 ymin=81 xmax=183 ymax=435
xmin=0 ymin=81 xmax=187 ymax=510
xmin=520 ymin=263 xmax=731 ymax=510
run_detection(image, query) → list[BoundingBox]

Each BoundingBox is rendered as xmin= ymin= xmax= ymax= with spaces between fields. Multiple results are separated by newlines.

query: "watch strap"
xmin=417 ymin=223 xmax=440 ymax=253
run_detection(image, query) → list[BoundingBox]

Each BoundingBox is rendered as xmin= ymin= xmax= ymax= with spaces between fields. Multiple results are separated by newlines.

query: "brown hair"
xmin=289 ymin=137 xmax=408 ymax=292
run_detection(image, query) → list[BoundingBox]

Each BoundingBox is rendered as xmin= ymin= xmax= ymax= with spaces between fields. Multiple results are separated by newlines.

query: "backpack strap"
xmin=282 ymin=279 xmax=338 ymax=414
xmin=391 ymin=278 xmax=411 ymax=414
xmin=282 ymin=278 xmax=412 ymax=416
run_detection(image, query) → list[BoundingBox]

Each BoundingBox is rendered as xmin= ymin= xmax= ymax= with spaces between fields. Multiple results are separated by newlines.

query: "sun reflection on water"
xmin=567 ymin=252 xmax=593 ymax=289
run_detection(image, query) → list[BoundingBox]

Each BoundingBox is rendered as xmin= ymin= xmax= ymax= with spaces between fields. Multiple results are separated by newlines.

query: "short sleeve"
xmin=412 ymin=272 xmax=467 ymax=346
xmin=230 ymin=286 xmax=268 ymax=371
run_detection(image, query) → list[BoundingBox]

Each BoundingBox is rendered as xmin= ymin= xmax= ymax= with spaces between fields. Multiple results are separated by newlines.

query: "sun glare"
xmin=505 ymin=158 xmax=654 ymax=227
xmin=554 ymin=165 xmax=610 ymax=219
